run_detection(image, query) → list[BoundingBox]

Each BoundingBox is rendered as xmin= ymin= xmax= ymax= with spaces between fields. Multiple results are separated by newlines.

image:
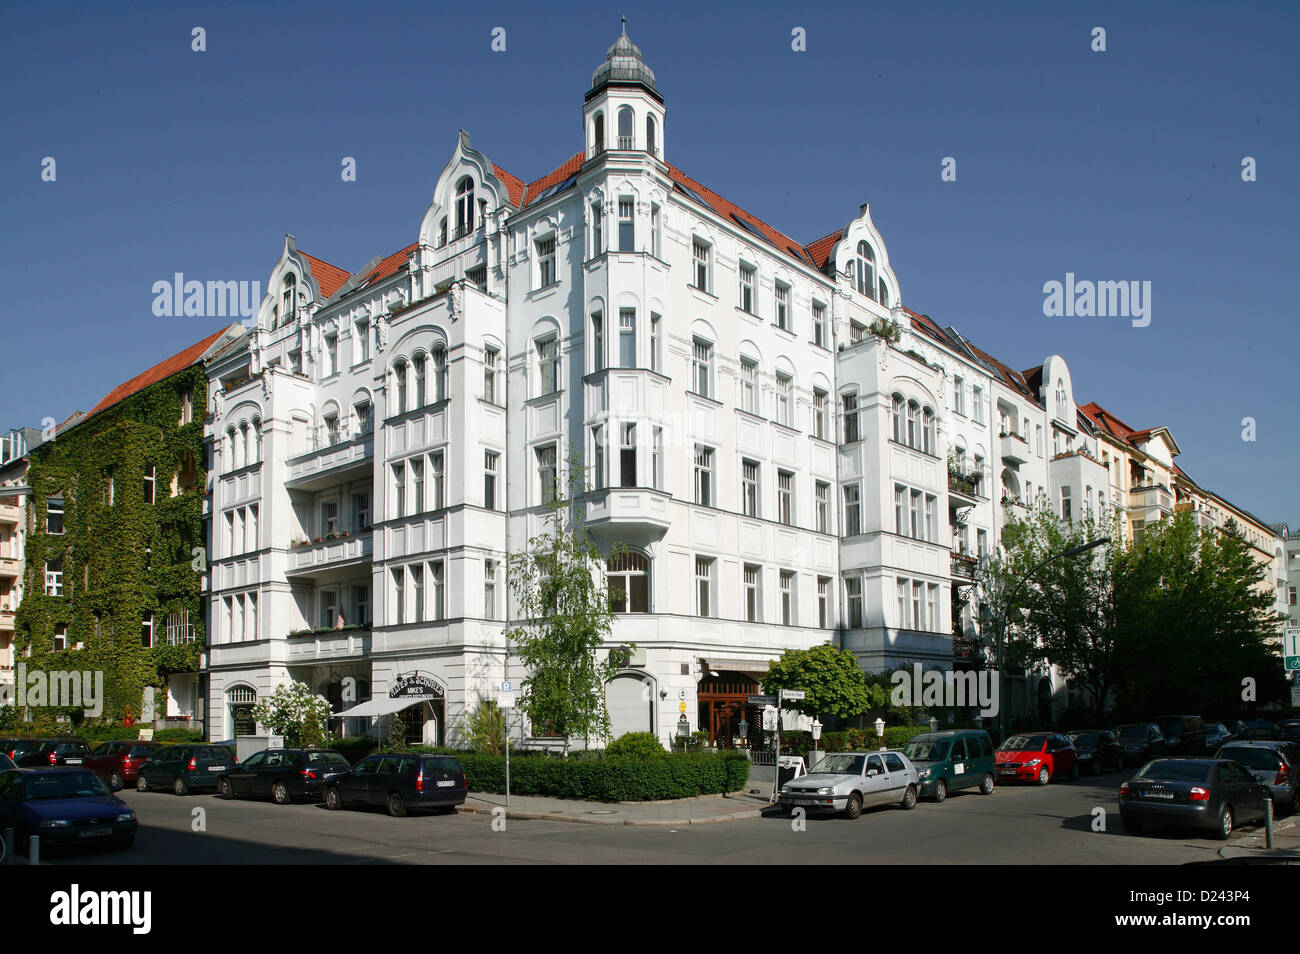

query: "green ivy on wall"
xmin=14 ymin=363 xmax=209 ymax=729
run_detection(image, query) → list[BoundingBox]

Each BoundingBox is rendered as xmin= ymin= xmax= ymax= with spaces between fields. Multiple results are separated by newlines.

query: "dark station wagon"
xmin=324 ymin=753 xmax=467 ymax=817
xmin=136 ymin=744 xmax=237 ymax=795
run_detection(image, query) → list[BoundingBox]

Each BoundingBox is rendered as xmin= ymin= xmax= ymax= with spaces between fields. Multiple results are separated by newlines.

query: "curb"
xmin=456 ymin=804 xmax=765 ymax=826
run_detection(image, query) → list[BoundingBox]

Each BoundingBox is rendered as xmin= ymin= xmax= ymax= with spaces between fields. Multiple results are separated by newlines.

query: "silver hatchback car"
xmin=779 ymin=750 xmax=920 ymax=818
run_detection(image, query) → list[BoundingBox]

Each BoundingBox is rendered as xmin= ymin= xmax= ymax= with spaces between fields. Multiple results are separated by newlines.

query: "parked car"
xmin=218 ymin=748 xmax=351 ymax=803
xmin=14 ymin=739 xmax=92 ymax=768
xmin=1119 ymin=758 xmax=1271 ymax=839
xmin=1276 ymin=721 xmax=1300 ymax=745
xmin=1153 ymin=715 xmax=1206 ymax=756
xmin=0 ymin=753 xmax=14 ymax=772
xmin=1213 ymin=741 xmax=1297 ymax=815
xmin=0 ymin=767 xmax=138 ymax=854
xmin=1068 ymin=729 xmax=1125 ymax=775
xmin=1204 ymin=723 xmax=1237 ymax=749
xmin=902 ymin=730 xmax=996 ymax=801
xmin=323 ymin=752 xmax=467 ymax=817
xmin=136 ymin=744 xmax=236 ymax=795
xmin=1115 ymin=722 xmax=1168 ymax=766
xmin=1241 ymin=718 xmax=1276 ymax=740
xmin=996 ymin=732 xmax=1080 ymax=784
xmin=84 ymin=740 xmax=164 ymax=791
xmin=778 ymin=750 xmax=920 ymax=818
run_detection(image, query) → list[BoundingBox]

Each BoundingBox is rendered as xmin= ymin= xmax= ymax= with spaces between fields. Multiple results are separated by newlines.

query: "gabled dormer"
xmin=583 ymin=21 xmax=665 ymax=163
xmin=417 ymin=131 xmax=517 ymax=252
xmin=256 ymin=234 xmax=345 ymax=332
xmin=823 ymin=204 xmax=902 ymax=312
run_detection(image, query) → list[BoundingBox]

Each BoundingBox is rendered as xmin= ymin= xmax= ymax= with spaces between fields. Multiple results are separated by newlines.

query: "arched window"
xmin=438 ymin=216 xmax=447 ymax=247
xmin=252 ymin=418 xmax=262 ymax=463
xmin=607 ymin=551 xmax=650 ymax=613
xmin=617 ymin=106 xmax=634 ymax=149
xmin=281 ymin=274 xmax=296 ymax=326
xmin=225 ymin=428 xmax=237 ymax=472
xmin=879 ymin=279 xmax=890 ymax=307
xmin=455 ymin=177 xmax=474 ymax=237
xmin=593 ymin=112 xmax=605 ymax=155
xmin=856 ymin=241 xmax=875 ymax=299
xmin=432 ymin=345 xmax=448 ymax=402
xmin=394 ymin=361 xmax=408 ymax=414
xmin=236 ymin=423 xmax=248 ymax=469
xmin=646 ymin=114 xmax=657 ymax=156
xmin=907 ymin=400 xmax=920 ymax=448
xmin=413 ymin=354 xmax=427 ymax=407
xmin=922 ymin=407 xmax=935 ymax=455
xmin=892 ymin=394 xmax=905 ymax=443
xmin=245 ymin=420 xmax=257 ymax=464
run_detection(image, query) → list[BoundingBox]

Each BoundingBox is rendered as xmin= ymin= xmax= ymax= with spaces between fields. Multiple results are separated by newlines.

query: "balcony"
xmin=286 ymin=626 xmax=372 ymax=663
xmin=584 ymin=488 xmax=672 ymax=537
xmin=951 ymin=553 xmax=979 ymax=581
xmin=285 ymin=531 xmax=374 ymax=582
xmin=947 ymin=468 xmax=983 ymax=507
xmin=1128 ymin=483 xmax=1173 ymax=516
xmin=0 ymin=555 xmax=19 ymax=579
xmin=999 ymin=432 xmax=1029 ymax=465
xmin=285 ymin=433 xmax=373 ymax=492
xmin=0 ymin=607 xmax=15 ymax=632
xmin=1175 ymin=501 xmax=1216 ymax=530
xmin=0 ymin=503 xmax=20 ymax=525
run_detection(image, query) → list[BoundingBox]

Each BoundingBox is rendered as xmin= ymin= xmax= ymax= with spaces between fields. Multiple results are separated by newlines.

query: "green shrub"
xmin=453 ymin=750 xmax=749 ymax=801
xmin=606 ymin=731 xmax=667 ymax=759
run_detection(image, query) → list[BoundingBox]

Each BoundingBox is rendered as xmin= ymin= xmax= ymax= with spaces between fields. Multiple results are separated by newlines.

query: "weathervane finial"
xmin=621 ymin=15 xmax=627 ymax=33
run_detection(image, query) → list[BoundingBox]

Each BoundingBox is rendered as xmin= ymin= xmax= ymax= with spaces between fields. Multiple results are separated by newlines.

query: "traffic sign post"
xmin=1285 ymin=627 xmax=1300 ymax=672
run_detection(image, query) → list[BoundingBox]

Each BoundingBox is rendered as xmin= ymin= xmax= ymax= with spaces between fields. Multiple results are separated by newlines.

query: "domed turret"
xmin=588 ymin=19 xmax=659 ymax=101
xmin=583 ymin=19 xmax=666 ymax=161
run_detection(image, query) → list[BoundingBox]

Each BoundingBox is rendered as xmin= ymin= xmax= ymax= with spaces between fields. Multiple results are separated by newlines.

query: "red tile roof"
xmin=521 ymin=152 xmax=585 ymax=208
xmin=804 ymin=230 xmax=843 ymax=270
xmin=666 ymin=164 xmax=812 ymax=265
xmin=300 ymin=252 xmax=350 ymax=299
xmin=493 ymin=164 xmax=526 ymax=207
xmin=355 ymin=243 xmax=419 ymax=288
xmin=1078 ymin=401 xmax=1143 ymax=443
xmin=85 ymin=327 xmax=233 ymax=421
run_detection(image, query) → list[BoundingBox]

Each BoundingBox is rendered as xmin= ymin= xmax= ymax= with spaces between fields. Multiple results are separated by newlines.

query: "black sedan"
xmin=218 ymin=748 xmax=351 ymax=803
xmin=1068 ymin=730 xmax=1125 ymax=775
xmin=0 ymin=768 xmax=138 ymax=854
xmin=1114 ymin=723 xmax=1167 ymax=766
xmin=1119 ymin=758 xmax=1271 ymax=840
xmin=13 ymin=738 xmax=92 ymax=768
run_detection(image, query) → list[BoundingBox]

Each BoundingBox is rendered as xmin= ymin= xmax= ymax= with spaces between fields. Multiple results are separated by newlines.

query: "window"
xmin=619 ymin=423 xmax=637 ymax=487
xmin=45 ymin=558 xmax=63 ymax=596
xmin=324 ymin=412 xmax=340 ymax=447
xmin=739 ymin=263 xmax=756 ymax=313
xmin=649 ymin=313 xmax=661 ymax=372
xmin=323 ymin=332 xmax=338 ymax=376
xmin=180 ymin=390 xmax=193 ymax=425
xmin=141 ymin=612 xmax=154 ymax=648
xmin=775 ymin=373 xmax=793 ymax=426
xmin=455 ymin=177 xmax=475 ymax=236
xmin=777 ymin=471 xmax=793 ymax=526
xmin=590 ymin=312 xmax=604 ymax=372
xmin=812 ymin=302 xmax=827 ymax=348
xmin=281 ymin=273 xmax=296 ymax=325
xmin=411 ymin=458 xmax=424 ymax=514
xmin=742 ymin=459 xmax=760 ymax=517
xmin=844 ymin=484 xmax=861 ymax=536
xmin=46 ymin=497 xmax=64 ymax=535
xmin=537 ymin=236 xmax=557 ymax=287
xmin=619 ymin=309 xmax=636 ymax=367
xmin=845 ymin=577 xmax=863 ymax=628
xmin=910 ymin=489 xmax=922 ymax=539
xmin=695 ymin=557 xmax=714 ymax=617
xmin=483 ymin=346 xmax=499 ymax=403
xmin=321 ymin=499 xmax=339 ymax=537
xmin=1035 ymin=425 xmax=1043 ymax=457
xmin=896 ymin=578 xmax=908 ymax=627
xmin=744 ymin=565 xmax=762 ymax=622
xmin=953 ymin=376 xmax=965 ymax=416
xmin=780 ymin=570 xmax=795 ymax=625
xmin=925 ymin=495 xmax=937 ymax=542
xmin=977 ymin=529 xmax=989 ymax=559
xmin=972 ymin=386 xmax=984 ymax=424
xmin=856 ymin=241 xmax=876 ymax=299
xmin=413 ymin=563 xmax=425 ymax=623
xmin=484 ymin=452 xmax=498 ymax=510
xmin=50 ymin=622 xmax=66 ymax=651
xmin=607 ymin=552 xmax=650 ymax=613
xmin=591 ymin=425 xmax=605 ymax=490
xmin=617 ymin=105 xmax=634 ymax=149
xmin=650 ymin=204 xmax=661 ymax=257
xmin=467 ymin=264 xmax=487 ymax=291
xmin=536 ymin=444 xmax=558 ymax=504
xmin=694 ymin=445 xmax=714 ymax=506
xmin=907 ymin=401 xmax=920 ymax=448
xmin=392 ymin=568 xmax=405 ymax=624
xmin=484 ymin=560 xmax=499 ymax=619
xmin=143 ymin=464 xmax=156 ymax=504
xmin=352 ymin=492 xmax=370 ymax=530
xmin=392 ymin=462 xmax=406 ymax=519
xmin=912 ymin=581 xmax=924 ymax=630
xmin=895 ymin=484 xmax=907 ymax=535
xmin=692 ymin=239 xmax=710 ymax=291
xmin=817 ymin=577 xmax=830 ymax=628
xmin=537 ymin=337 xmax=560 ymax=395
xmin=775 ymin=282 xmax=791 ymax=330
xmin=879 ymin=279 xmax=890 ymax=307
xmin=815 ymin=481 xmax=830 ymax=533
xmin=413 ymin=354 xmax=427 ymax=407
xmin=395 ymin=361 xmax=408 ymax=413
xmin=692 ymin=338 xmax=713 ymax=398
xmin=739 ymin=359 xmax=758 ymax=413
xmin=1061 ymin=485 xmax=1072 ymax=521
xmin=428 ymin=561 xmax=444 ymax=620
xmin=591 ymin=202 xmax=603 ymax=255
xmin=813 ymin=388 xmax=828 ymax=439
xmin=652 ymin=426 xmax=664 ymax=490
xmin=618 ymin=198 xmax=635 ymax=251
xmin=843 ymin=393 xmax=860 ymax=443
xmin=646 ymin=115 xmax=658 ymax=156
xmin=431 ymin=346 xmax=448 ymax=403
xmin=922 ymin=407 xmax=935 ymax=455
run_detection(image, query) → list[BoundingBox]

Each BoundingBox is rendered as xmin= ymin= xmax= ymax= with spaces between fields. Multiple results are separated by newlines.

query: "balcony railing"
xmin=999 ymin=432 xmax=1029 ymax=465
xmin=947 ymin=468 xmax=985 ymax=499
xmin=1128 ymin=482 xmax=1173 ymax=513
xmin=950 ymin=553 xmax=979 ymax=580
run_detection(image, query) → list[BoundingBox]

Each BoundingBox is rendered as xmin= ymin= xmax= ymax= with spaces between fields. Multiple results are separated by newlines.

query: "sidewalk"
xmin=1217 ymin=816 xmax=1300 ymax=862
xmin=457 ymin=790 xmax=774 ymax=826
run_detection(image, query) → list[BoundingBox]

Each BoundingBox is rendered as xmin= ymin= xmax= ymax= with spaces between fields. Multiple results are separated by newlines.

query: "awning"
xmin=332 ymin=695 xmax=436 ymax=719
xmin=701 ymin=657 xmax=773 ymax=675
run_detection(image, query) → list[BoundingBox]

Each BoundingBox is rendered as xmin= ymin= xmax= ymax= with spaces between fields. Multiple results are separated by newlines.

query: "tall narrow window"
xmin=484 ymin=451 xmax=498 ymax=510
xmin=619 ymin=308 xmax=636 ymax=367
xmin=897 ymin=579 xmax=909 ymax=628
xmin=483 ymin=346 xmax=499 ymax=403
xmin=620 ymin=423 xmax=637 ymax=487
xmin=141 ymin=612 xmax=154 ymax=648
xmin=892 ymin=394 xmax=905 ymax=442
xmin=432 ymin=346 xmax=448 ymax=402
xmin=818 ymin=577 xmax=830 ymax=628
xmin=813 ymin=388 xmax=828 ymax=439
xmin=536 ymin=444 xmax=558 ymax=504
xmin=742 ymin=460 xmax=760 ymax=517
xmin=646 ymin=114 xmax=657 ymax=156
xmin=649 ymin=313 xmax=661 ymax=372
xmin=352 ymin=492 xmax=370 ymax=530
xmin=812 ymin=302 xmax=827 ymax=348
xmin=692 ymin=239 xmax=710 ymax=291
xmin=392 ymin=568 xmax=405 ymax=624
xmin=413 ymin=563 xmax=425 ymax=623
xmin=395 ymin=361 xmax=408 ymax=414
xmin=775 ymin=373 xmax=793 ymax=426
xmin=484 ymin=560 xmax=498 ymax=619
xmin=591 ymin=312 xmax=604 ymax=372
xmin=45 ymin=558 xmax=63 ymax=596
xmin=815 ymin=481 xmax=830 ymax=533
xmin=777 ymin=471 xmax=793 ymax=526
xmin=618 ymin=198 xmax=635 ymax=252
xmin=591 ymin=202 xmax=603 ymax=255
xmin=537 ymin=236 xmax=557 ymax=287
xmin=927 ymin=584 xmax=940 ymax=633
xmin=856 ymin=241 xmax=876 ymax=299
xmin=739 ymin=264 xmax=756 ymax=313
xmin=844 ymin=484 xmax=861 ymax=536
xmin=1061 ymin=485 xmax=1073 ymax=521
xmin=617 ymin=105 xmax=634 ymax=149
xmin=925 ymin=494 xmax=937 ymax=542
xmin=694 ymin=445 xmax=714 ymax=506
xmin=953 ymin=376 xmax=965 ymax=416
xmin=537 ymin=338 xmax=560 ymax=395
xmin=323 ymin=332 xmax=338 ymax=376
xmin=895 ymin=485 xmax=907 ymax=535
xmin=143 ymin=465 xmax=156 ymax=505
xmin=430 ymin=562 xmax=445 ymax=620
xmin=845 ymin=577 xmax=863 ymax=628
xmin=779 ymin=571 xmax=795 ymax=625
xmin=455 ymin=177 xmax=474 ymax=236
xmin=650 ymin=204 xmax=662 ymax=257
xmin=281 ymin=273 xmax=297 ymax=326
xmin=592 ymin=425 xmax=605 ymax=490
xmin=46 ymin=497 xmax=64 ymax=535
xmin=392 ymin=462 xmax=406 ymax=519
xmin=652 ymin=426 xmax=663 ymax=490
xmin=910 ymin=489 xmax=922 ymax=539
xmin=923 ymin=407 xmax=935 ymax=455
xmin=411 ymin=458 xmax=424 ymax=514
xmin=912 ymin=582 xmax=924 ymax=630
xmin=695 ymin=557 xmax=714 ymax=617
xmin=744 ymin=565 xmax=762 ymax=622
xmin=692 ymin=338 xmax=712 ymax=398
xmin=907 ymin=401 xmax=920 ymax=448
xmin=775 ymin=282 xmax=791 ymax=331
xmin=354 ymin=318 xmax=370 ymax=364
xmin=739 ymin=359 xmax=758 ymax=413
xmin=843 ymin=393 xmax=860 ymax=443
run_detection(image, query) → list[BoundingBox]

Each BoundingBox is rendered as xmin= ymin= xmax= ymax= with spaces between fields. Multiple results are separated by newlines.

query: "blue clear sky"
xmin=2 ymin=1 xmax=1296 ymax=524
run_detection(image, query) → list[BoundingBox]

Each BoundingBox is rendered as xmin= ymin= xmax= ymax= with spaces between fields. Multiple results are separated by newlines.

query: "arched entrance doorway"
xmin=698 ymin=672 xmax=761 ymax=749
xmin=227 ymin=685 xmax=257 ymax=738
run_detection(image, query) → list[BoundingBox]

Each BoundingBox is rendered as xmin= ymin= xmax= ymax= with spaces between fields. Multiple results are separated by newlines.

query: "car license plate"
xmin=65 ymin=759 xmax=82 ymax=765
xmin=436 ymin=779 xmax=455 ymax=787
xmin=79 ymin=827 xmax=111 ymax=838
xmin=208 ymin=765 xmax=225 ymax=772
xmin=998 ymin=768 xmax=1016 ymax=775
xmin=1145 ymin=790 xmax=1174 ymax=799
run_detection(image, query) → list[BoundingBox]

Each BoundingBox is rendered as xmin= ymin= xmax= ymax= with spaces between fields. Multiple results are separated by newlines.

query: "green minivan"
xmin=903 ymin=730 xmax=996 ymax=802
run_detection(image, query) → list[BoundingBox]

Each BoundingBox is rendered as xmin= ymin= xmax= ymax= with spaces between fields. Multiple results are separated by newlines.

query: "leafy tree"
xmin=250 ymin=681 xmax=333 ymax=748
xmin=504 ymin=446 xmax=621 ymax=754
xmin=763 ymin=644 xmax=871 ymax=719
xmin=462 ymin=698 xmax=509 ymax=755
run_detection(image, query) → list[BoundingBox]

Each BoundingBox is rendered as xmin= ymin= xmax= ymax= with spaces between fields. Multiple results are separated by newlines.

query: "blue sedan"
xmin=0 ymin=768 xmax=138 ymax=854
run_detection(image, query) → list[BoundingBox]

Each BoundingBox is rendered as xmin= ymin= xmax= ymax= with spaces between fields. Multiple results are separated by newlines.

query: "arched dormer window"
xmin=617 ymin=106 xmax=634 ymax=150
xmin=1055 ymin=379 xmax=1066 ymax=410
xmin=892 ymin=393 xmax=905 ymax=443
xmin=280 ymin=274 xmax=297 ymax=326
xmin=607 ymin=551 xmax=650 ymax=613
xmin=856 ymin=241 xmax=876 ymax=300
xmin=646 ymin=114 xmax=657 ymax=157
xmin=455 ymin=177 xmax=475 ymax=237
xmin=593 ymin=112 xmax=605 ymax=156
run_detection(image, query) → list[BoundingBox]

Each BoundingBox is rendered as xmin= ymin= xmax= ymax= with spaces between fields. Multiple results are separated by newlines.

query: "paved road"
xmin=34 ymin=770 xmax=1268 ymax=865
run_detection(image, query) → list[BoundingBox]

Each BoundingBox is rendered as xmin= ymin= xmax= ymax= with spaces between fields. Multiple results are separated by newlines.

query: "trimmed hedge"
xmin=453 ymin=750 xmax=750 ymax=801
xmin=0 ymin=724 xmax=202 ymax=745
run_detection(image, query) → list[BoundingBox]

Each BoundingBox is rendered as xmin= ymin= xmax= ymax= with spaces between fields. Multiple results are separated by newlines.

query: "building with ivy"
xmin=12 ymin=326 xmax=241 ymax=730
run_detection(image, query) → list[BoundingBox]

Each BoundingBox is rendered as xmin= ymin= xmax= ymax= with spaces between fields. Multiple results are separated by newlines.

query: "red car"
xmin=84 ymin=740 xmax=164 ymax=791
xmin=995 ymin=732 xmax=1080 ymax=784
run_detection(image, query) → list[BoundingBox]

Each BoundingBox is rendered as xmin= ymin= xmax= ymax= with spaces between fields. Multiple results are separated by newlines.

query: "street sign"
xmin=747 ymin=694 xmax=777 ymax=706
xmin=762 ymin=707 xmax=778 ymax=731
xmin=497 ymin=691 xmax=516 ymax=709
xmin=500 ymin=680 xmax=513 ymax=692
xmin=1286 ymin=628 xmax=1300 ymax=671
xmin=678 ymin=701 xmax=687 ymax=713
xmin=781 ymin=690 xmax=806 ymax=701
xmin=1286 ymin=657 xmax=1300 ymax=672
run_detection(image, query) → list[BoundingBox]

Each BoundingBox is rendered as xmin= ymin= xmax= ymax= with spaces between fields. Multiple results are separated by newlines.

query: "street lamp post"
xmin=993 ymin=537 xmax=1109 ymax=738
